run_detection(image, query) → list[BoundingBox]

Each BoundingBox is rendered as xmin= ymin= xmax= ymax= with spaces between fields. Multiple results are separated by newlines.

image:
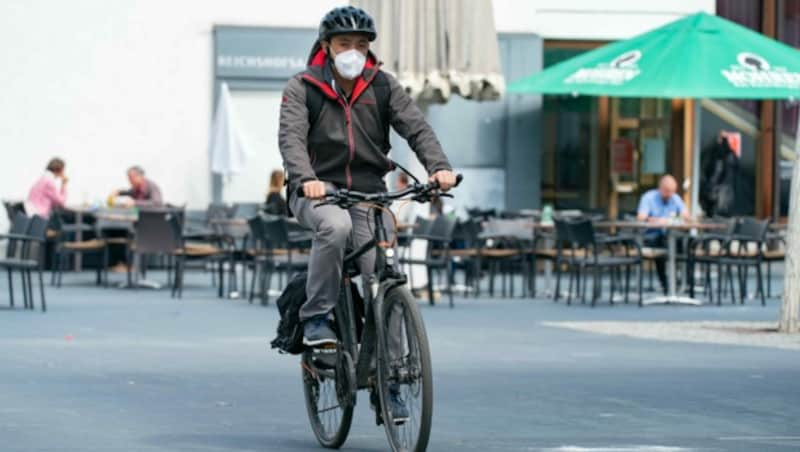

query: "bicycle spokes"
xmin=379 ymin=290 xmax=432 ymax=452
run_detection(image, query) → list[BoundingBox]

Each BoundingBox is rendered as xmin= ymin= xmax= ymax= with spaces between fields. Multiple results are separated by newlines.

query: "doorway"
xmin=608 ymin=98 xmax=672 ymax=218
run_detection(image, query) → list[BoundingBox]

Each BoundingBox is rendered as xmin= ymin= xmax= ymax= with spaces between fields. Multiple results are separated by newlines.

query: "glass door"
xmin=609 ymin=98 xmax=671 ymax=218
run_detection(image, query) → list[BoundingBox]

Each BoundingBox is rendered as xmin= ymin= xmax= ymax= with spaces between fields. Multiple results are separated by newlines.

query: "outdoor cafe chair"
xmin=0 ymin=213 xmax=32 ymax=309
xmin=0 ymin=214 xmax=49 ymax=312
xmin=132 ymin=209 xmax=226 ymax=298
xmin=559 ymin=218 xmax=643 ymax=307
xmin=683 ymin=217 xmax=737 ymax=303
xmin=449 ymin=218 xmax=483 ymax=297
xmin=50 ymin=211 xmax=109 ymax=288
xmin=763 ymin=230 xmax=785 ymax=299
xmin=716 ymin=217 xmax=770 ymax=306
xmin=247 ymin=214 xmax=308 ymax=304
xmin=232 ymin=202 xmax=261 ymax=219
xmin=477 ymin=218 xmax=532 ymax=298
xmin=399 ymin=214 xmax=458 ymax=307
xmin=2 ymin=200 xmax=26 ymax=224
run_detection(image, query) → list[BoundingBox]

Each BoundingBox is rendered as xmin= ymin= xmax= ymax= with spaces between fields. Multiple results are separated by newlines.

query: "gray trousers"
xmin=290 ymin=189 xmax=405 ymax=361
xmin=291 ymin=190 xmax=387 ymax=320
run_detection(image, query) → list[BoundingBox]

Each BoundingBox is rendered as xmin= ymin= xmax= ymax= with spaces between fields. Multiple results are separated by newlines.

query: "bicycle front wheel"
xmin=376 ymin=286 xmax=433 ymax=452
xmin=301 ymin=350 xmax=354 ymax=449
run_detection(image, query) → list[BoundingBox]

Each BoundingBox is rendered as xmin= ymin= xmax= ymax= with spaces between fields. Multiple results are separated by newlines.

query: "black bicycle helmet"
xmin=318 ymin=6 xmax=376 ymax=42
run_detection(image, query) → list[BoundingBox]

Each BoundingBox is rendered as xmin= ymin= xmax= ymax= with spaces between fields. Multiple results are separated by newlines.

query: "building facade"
xmin=12 ymin=0 xmax=787 ymax=233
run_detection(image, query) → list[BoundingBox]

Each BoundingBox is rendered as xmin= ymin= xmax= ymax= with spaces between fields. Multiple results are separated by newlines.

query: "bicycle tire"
xmin=301 ymin=350 xmax=354 ymax=449
xmin=376 ymin=286 xmax=433 ymax=452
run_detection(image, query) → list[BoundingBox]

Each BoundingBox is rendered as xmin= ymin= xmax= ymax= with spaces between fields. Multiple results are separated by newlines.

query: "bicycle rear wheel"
xmin=376 ymin=287 xmax=433 ymax=452
xmin=301 ymin=350 xmax=354 ymax=449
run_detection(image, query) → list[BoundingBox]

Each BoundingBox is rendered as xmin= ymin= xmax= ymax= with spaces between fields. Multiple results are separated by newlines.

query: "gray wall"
xmin=503 ymin=34 xmax=542 ymax=210
xmin=392 ymin=33 xmax=543 ymax=212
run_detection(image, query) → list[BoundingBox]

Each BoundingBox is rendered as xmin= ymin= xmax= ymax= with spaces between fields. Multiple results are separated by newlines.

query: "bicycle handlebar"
xmin=299 ymin=174 xmax=463 ymax=208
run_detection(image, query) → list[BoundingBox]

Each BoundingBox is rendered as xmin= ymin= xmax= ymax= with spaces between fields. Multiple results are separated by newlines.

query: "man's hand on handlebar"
xmin=429 ymin=170 xmax=457 ymax=191
xmin=302 ymin=180 xmax=327 ymax=199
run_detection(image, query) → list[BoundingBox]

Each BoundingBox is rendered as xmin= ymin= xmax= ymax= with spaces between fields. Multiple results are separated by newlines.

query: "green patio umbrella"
xmin=508 ymin=11 xmax=800 ymax=99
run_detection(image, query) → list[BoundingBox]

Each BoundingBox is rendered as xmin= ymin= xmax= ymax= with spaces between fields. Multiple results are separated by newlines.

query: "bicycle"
xmin=299 ymin=175 xmax=462 ymax=452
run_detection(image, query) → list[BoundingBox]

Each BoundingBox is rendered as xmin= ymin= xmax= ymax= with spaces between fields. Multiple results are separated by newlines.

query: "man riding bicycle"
xmin=279 ymin=6 xmax=455 ymax=422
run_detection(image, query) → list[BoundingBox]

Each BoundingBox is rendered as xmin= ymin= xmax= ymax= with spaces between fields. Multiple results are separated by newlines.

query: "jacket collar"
xmin=303 ymin=47 xmax=381 ymax=104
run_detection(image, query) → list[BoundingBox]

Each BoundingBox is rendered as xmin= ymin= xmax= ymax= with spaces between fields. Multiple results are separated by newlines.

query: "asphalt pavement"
xmin=0 ymin=271 xmax=798 ymax=452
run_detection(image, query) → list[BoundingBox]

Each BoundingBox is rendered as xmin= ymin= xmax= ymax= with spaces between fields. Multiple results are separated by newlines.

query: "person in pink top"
xmin=25 ymin=158 xmax=68 ymax=218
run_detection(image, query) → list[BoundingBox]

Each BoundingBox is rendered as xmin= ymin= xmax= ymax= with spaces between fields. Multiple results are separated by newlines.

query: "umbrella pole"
xmin=779 ymin=108 xmax=800 ymax=333
xmin=690 ymin=99 xmax=702 ymax=217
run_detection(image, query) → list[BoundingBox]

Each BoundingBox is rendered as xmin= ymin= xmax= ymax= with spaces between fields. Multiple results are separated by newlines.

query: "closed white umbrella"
xmin=352 ymin=0 xmax=504 ymax=103
xmin=209 ymin=82 xmax=251 ymax=178
xmin=445 ymin=0 xmax=505 ymax=101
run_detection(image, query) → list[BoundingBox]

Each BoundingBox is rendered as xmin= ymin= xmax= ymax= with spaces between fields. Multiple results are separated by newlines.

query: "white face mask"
xmin=331 ymin=48 xmax=366 ymax=80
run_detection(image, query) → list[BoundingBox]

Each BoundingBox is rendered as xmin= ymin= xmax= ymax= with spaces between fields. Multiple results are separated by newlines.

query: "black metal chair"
xmin=763 ymin=229 xmax=786 ymax=299
xmin=717 ymin=217 xmax=770 ymax=306
xmin=131 ymin=209 xmax=225 ymax=298
xmin=685 ymin=217 xmax=737 ymax=304
xmin=50 ymin=211 xmax=109 ymax=287
xmin=247 ymin=215 xmax=309 ymax=304
xmin=0 ymin=214 xmax=48 ymax=311
xmin=477 ymin=218 xmax=532 ymax=298
xmin=22 ymin=216 xmax=49 ymax=311
xmin=232 ymin=202 xmax=261 ymax=219
xmin=2 ymin=201 xmax=26 ymax=224
xmin=562 ymin=219 xmax=643 ymax=307
xmin=0 ymin=213 xmax=32 ymax=309
xmin=399 ymin=214 xmax=458 ymax=307
xmin=450 ymin=218 xmax=483 ymax=297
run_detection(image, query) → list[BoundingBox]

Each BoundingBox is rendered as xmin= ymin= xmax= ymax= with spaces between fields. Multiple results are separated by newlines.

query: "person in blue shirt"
xmin=637 ymin=174 xmax=691 ymax=293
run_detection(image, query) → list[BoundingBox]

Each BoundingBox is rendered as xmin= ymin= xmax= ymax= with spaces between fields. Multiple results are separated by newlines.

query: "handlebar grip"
xmin=295 ymin=184 xmax=335 ymax=199
xmin=430 ymin=173 xmax=463 ymax=190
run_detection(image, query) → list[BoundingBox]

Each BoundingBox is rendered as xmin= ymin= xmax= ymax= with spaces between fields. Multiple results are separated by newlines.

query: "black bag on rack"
xmin=271 ymin=272 xmax=308 ymax=355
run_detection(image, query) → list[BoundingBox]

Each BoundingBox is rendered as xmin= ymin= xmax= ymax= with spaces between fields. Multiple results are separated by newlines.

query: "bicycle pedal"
xmin=312 ymin=343 xmax=337 ymax=354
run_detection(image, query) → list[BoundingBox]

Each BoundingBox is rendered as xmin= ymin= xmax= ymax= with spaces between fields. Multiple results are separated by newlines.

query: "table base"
xmin=116 ymin=280 xmax=164 ymax=290
xmin=642 ymin=295 xmax=704 ymax=306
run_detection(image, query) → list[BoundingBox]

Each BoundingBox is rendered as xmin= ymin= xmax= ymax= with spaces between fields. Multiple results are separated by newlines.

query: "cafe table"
xmin=594 ymin=221 xmax=726 ymax=305
xmin=64 ymin=206 xmax=134 ymax=271
xmin=523 ymin=220 xmax=726 ymax=304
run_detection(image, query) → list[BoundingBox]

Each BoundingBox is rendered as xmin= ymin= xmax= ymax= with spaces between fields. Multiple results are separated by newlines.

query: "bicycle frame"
xmin=332 ymin=206 xmax=408 ymax=390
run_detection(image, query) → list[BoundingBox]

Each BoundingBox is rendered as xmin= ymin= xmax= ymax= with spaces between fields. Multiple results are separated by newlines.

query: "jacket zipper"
xmin=303 ymin=69 xmax=381 ymax=191
xmin=342 ymin=69 xmax=380 ymax=189
xmin=342 ymin=100 xmax=355 ymax=189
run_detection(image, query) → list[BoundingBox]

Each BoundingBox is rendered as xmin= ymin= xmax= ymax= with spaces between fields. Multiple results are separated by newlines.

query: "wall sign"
xmin=214 ymin=26 xmax=317 ymax=79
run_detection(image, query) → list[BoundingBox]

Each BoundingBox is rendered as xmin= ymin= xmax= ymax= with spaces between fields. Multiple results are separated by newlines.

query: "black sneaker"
xmin=302 ymin=315 xmax=337 ymax=347
xmin=369 ymin=385 xmax=409 ymax=426
xmin=388 ymin=384 xmax=409 ymax=425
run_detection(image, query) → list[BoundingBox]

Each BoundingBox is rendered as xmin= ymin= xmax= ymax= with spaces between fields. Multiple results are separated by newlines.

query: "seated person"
xmin=264 ymin=169 xmax=287 ymax=215
xmin=106 ymin=166 xmax=163 ymax=272
xmin=25 ymin=157 xmax=68 ymax=217
xmin=637 ymin=174 xmax=690 ymax=293
xmin=110 ymin=166 xmax=163 ymax=208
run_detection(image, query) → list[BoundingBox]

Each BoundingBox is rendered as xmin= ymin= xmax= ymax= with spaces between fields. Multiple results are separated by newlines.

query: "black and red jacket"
xmin=279 ymin=44 xmax=451 ymax=194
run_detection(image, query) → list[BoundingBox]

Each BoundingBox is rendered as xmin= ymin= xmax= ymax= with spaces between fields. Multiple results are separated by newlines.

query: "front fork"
xmin=356 ymin=272 xmax=407 ymax=390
